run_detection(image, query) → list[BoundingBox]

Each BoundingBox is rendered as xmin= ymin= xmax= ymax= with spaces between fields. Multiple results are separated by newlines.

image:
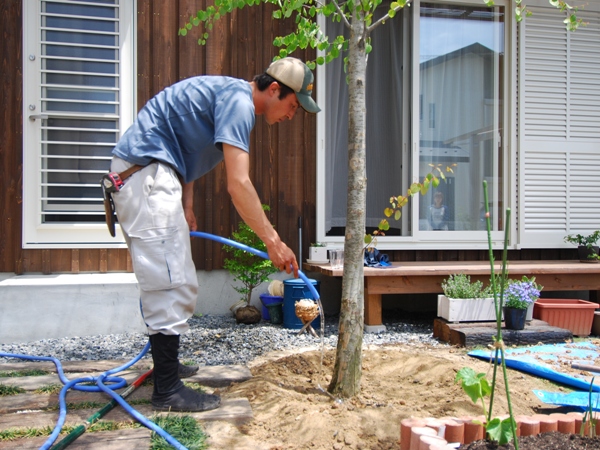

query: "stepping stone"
xmin=0 ymin=427 xmax=151 ymax=450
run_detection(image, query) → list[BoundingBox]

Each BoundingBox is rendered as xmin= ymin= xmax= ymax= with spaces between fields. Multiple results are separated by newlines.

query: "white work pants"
xmin=110 ymin=157 xmax=198 ymax=335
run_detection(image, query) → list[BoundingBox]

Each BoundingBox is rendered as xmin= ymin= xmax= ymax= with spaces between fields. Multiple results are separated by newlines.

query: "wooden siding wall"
xmin=0 ymin=0 xmax=579 ymax=275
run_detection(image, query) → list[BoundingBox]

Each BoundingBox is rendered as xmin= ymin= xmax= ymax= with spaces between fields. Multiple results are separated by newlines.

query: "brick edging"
xmin=400 ymin=411 xmax=595 ymax=450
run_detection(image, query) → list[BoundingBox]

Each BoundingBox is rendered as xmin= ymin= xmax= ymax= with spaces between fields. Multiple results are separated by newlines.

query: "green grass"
xmin=0 ymin=421 xmax=142 ymax=441
xmin=0 ymin=369 xmax=49 ymax=378
xmin=150 ymin=415 xmax=208 ymax=450
xmin=0 ymin=384 xmax=26 ymax=396
xmin=0 ymin=416 xmax=207 ymax=449
xmin=34 ymin=384 xmax=63 ymax=395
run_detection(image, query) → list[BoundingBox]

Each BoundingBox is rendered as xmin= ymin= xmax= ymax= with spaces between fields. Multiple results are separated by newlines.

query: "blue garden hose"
xmin=0 ymin=343 xmax=189 ymax=450
xmin=0 ymin=231 xmax=319 ymax=450
xmin=190 ymin=231 xmax=322 ymax=302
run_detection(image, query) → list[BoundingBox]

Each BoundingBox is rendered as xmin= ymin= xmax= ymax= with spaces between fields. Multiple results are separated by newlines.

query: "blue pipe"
xmin=190 ymin=231 xmax=321 ymax=301
xmin=0 ymin=230 xmax=317 ymax=450
xmin=0 ymin=342 xmax=187 ymax=450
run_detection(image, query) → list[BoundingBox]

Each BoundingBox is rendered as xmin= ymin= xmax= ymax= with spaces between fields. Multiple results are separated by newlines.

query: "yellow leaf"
xmin=394 ymin=210 xmax=401 ymax=221
xmin=384 ymin=207 xmax=394 ymax=217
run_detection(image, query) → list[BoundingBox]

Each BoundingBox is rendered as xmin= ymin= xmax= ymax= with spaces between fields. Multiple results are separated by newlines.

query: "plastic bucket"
xmin=259 ymin=293 xmax=284 ymax=321
xmin=266 ymin=302 xmax=284 ymax=325
xmin=283 ymin=278 xmax=321 ymax=329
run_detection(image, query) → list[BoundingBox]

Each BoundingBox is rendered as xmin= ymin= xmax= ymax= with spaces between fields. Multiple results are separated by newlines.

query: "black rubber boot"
xmin=149 ymin=333 xmax=220 ymax=412
xmin=178 ymin=362 xmax=199 ymax=378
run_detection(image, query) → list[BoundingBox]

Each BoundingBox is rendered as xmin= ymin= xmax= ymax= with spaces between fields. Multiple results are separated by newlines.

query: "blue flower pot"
xmin=503 ymin=307 xmax=527 ymax=330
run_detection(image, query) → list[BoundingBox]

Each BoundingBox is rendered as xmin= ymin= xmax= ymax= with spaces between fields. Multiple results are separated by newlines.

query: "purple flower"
xmin=503 ymin=277 xmax=542 ymax=310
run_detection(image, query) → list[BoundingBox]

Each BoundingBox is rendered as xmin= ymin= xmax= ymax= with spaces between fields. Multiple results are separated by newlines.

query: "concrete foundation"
xmin=0 ymin=270 xmax=342 ymax=344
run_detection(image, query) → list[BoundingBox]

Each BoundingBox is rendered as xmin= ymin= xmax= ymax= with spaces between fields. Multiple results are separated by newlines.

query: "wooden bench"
xmin=302 ymin=260 xmax=600 ymax=330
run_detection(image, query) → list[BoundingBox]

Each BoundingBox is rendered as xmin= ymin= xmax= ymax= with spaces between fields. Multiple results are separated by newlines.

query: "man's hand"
xmin=184 ymin=208 xmax=197 ymax=231
xmin=182 ymin=181 xmax=196 ymax=231
xmin=267 ymin=240 xmax=299 ymax=278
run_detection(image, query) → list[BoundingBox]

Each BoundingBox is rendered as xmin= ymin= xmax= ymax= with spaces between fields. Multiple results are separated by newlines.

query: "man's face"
xmin=264 ymin=85 xmax=300 ymax=125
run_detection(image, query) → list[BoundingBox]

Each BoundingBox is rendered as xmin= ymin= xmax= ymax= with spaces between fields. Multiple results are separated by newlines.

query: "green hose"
xmin=49 ymin=368 xmax=153 ymax=450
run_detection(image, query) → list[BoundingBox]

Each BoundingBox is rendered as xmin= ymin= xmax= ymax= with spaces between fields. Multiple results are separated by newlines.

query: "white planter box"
xmin=437 ymin=295 xmax=534 ymax=323
xmin=308 ymin=247 xmax=328 ymax=261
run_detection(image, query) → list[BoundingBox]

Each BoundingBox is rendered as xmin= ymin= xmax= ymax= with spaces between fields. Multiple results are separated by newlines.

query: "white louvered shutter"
xmin=518 ymin=2 xmax=600 ymax=248
xmin=23 ymin=0 xmax=134 ymax=247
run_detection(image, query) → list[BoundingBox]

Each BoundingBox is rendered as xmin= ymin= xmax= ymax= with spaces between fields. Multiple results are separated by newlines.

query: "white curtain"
xmin=325 ymin=12 xmax=406 ymax=234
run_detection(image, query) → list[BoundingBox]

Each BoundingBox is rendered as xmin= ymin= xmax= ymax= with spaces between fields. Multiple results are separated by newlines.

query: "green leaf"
xmin=455 ymin=367 xmax=491 ymax=405
xmin=364 ymin=234 xmax=373 ymax=245
xmin=273 ymin=10 xmax=282 ymax=19
xmin=179 ymin=28 xmax=188 ymax=36
xmin=378 ymin=219 xmax=390 ymax=231
xmin=394 ymin=210 xmax=401 ymax=221
xmin=486 ymin=417 xmax=515 ymax=445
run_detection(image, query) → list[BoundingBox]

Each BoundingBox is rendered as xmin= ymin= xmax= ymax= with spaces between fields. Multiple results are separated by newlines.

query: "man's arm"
xmin=222 ymin=143 xmax=298 ymax=277
xmin=182 ymin=181 xmax=197 ymax=231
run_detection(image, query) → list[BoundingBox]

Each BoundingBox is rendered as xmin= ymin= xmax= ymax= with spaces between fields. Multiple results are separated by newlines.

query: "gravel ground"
xmin=0 ymin=311 xmax=443 ymax=366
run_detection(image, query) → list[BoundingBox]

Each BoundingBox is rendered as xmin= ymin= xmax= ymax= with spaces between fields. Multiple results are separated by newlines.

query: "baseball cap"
xmin=266 ymin=57 xmax=320 ymax=113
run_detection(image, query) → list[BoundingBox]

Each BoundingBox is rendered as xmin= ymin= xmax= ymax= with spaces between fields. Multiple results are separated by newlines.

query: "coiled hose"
xmin=0 ymin=231 xmax=320 ymax=450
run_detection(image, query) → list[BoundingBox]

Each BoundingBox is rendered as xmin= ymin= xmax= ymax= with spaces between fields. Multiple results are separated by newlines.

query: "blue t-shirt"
xmin=112 ymin=76 xmax=255 ymax=183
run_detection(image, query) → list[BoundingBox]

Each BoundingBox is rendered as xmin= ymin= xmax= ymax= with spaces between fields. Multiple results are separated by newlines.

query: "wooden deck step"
xmin=433 ymin=318 xmax=573 ymax=347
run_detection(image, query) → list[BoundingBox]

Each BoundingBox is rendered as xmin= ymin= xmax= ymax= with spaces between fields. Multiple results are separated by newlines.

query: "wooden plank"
xmin=0 ymin=428 xmax=152 ymax=450
xmin=364 ymin=283 xmax=382 ymax=326
xmin=305 ymin=260 xmax=600 ymax=326
xmin=0 ymin=397 xmax=252 ymax=432
xmin=433 ymin=318 xmax=573 ymax=348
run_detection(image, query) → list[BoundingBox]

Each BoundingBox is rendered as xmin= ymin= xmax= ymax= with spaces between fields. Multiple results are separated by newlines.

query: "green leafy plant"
xmin=441 ymin=273 xmax=492 ymax=299
xmin=455 ymin=368 xmax=516 ymax=445
xmin=453 ymin=181 xmax=520 ymax=448
xmin=581 ymin=377 xmax=598 ymax=437
xmin=223 ymin=205 xmax=278 ymax=306
xmin=564 ymin=230 xmax=600 ymax=250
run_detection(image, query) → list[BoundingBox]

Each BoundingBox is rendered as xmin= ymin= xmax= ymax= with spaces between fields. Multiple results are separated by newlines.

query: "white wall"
xmin=0 ymin=270 xmax=341 ymax=344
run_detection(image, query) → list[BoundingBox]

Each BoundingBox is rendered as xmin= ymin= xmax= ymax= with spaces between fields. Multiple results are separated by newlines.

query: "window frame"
xmin=315 ymin=0 xmax=512 ymax=250
xmin=22 ymin=0 xmax=136 ymax=249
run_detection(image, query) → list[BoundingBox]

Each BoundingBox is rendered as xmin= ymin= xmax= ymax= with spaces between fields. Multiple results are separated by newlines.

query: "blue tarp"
xmin=468 ymin=341 xmax=600 ymax=392
xmin=533 ymin=390 xmax=600 ymax=411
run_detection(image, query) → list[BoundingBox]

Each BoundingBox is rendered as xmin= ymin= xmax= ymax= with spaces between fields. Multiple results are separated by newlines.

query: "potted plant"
xmin=564 ymin=231 xmax=600 ymax=263
xmin=502 ymin=276 xmax=542 ymax=330
xmin=437 ymin=273 xmax=496 ymax=322
xmin=308 ymin=242 xmax=328 ymax=262
xmin=224 ymin=205 xmax=278 ymax=324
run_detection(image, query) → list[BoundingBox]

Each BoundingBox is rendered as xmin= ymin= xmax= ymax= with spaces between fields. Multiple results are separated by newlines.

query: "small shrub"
xmin=441 ymin=273 xmax=491 ymax=299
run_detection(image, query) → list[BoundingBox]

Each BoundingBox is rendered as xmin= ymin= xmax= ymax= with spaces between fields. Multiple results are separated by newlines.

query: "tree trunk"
xmin=328 ymin=13 xmax=367 ymax=398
